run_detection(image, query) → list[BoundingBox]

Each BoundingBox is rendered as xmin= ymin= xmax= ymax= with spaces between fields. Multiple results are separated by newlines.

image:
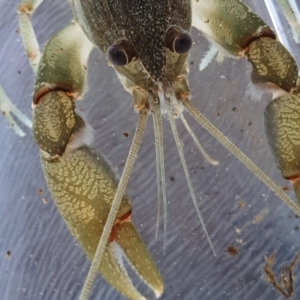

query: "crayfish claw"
xmin=41 ymin=146 xmax=163 ymax=300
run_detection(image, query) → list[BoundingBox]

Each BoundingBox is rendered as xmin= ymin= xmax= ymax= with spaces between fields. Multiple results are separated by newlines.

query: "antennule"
xmin=166 ymin=87 xmax=216 ymax=256
xmin=150 ymin=97 xmax=168 ymax=253
xmin=182 ymin=98 xmax=300 ymax=217
xmin=180 ymin=113 xmax=219 ymax=166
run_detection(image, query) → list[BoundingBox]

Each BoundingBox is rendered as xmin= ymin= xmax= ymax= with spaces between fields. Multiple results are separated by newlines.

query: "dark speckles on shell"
xmin=108 ymin=1 xmax=169 ymax=81
xmin=73 ymin=0 xmax=192 ymax=82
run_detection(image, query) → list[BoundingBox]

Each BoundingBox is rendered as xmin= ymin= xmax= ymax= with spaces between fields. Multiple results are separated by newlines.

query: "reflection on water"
xmin=0 ymin=1 xmax=300 ymax=299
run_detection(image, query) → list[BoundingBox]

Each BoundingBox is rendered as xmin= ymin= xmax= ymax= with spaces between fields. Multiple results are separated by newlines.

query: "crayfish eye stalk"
xmin=107 ymin=40 xmax=137 ymax=67
xmin=165 ymin=26 xmax=193 ymax=54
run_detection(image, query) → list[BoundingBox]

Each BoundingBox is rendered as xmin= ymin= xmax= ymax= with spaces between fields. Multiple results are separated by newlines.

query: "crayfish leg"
xmin=0 ymin=84 xmax=32 ymax=136
xmin=18 ymin=0 xmax=43 ymax=73
xmin=32 ymin=22 xmax=163 ymax=300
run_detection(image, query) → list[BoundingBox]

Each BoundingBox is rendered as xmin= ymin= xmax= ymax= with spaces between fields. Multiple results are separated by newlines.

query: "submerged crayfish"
xmin=1 ymin=0 xmax=300 ymax=299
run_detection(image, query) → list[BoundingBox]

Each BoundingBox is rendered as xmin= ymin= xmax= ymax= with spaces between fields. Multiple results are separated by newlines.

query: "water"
xmin=0 ymin=1 xmax=299 ymax=299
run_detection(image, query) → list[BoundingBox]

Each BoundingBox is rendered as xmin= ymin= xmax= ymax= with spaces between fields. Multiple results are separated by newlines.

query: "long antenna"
xmin=151 ymin=99 xmax=168 ymax=252
xmin=79 ymin=113 xmax=148 ymax=300
xmin=182 ymin=98 xmax=300 ymax=217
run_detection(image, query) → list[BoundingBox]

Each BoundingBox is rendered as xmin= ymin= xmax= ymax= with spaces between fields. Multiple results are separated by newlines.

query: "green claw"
xmin=41 ymin=146 xmax=163 ymax=300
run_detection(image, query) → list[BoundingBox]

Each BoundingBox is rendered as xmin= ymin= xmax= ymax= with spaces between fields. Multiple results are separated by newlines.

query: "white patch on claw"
xmin=111 ymin=240 xmax=160 ymax=299
xmin=66 ymin=121 xmax=94 ymax=153
xmin=199 ymin=44 xmax=219 ymax=71
xmin=110 ymin=241 xmax=127 ymax=273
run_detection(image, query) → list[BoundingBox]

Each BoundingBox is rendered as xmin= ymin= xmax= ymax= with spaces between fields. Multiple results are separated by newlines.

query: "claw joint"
xmin=18 ymin=4 xmax=33 ymax=15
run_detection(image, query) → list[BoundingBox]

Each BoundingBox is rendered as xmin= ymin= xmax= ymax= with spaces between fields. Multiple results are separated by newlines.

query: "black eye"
xmin=107 ymin=41 xmax=137 ymax=67
xmin=108 ymin=44 xmax=128 ymax=66
xmin=166 ymin=27 xmax=192 ymax=54
xmin=174 ymin=31 xmax=192 ymax=54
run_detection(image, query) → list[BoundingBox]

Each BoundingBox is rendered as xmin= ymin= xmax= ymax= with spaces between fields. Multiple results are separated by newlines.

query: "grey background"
xmin=0 ymin=1 xmax=300 ymax=299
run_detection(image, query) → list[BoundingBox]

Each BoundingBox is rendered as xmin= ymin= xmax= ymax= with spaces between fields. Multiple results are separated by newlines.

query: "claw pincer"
xmin=31 ymin=23 xmax=163 ymax=300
